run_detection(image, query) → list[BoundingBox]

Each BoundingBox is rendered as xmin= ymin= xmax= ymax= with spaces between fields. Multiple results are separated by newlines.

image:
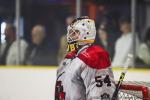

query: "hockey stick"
xmin=111 ymin=54 xmax=133 ymax=100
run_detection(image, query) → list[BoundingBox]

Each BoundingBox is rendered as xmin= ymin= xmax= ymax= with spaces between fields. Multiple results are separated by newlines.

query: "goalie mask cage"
xmin=118 ymin=84 xmax=150 ymax=100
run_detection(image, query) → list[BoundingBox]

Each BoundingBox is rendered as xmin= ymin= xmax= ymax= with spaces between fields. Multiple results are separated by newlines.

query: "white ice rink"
xmin=0 ymin=67 xmax=150 ymax=100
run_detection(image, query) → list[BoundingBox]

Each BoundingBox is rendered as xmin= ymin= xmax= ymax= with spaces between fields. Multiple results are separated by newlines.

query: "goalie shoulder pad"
xmin=78 ymin=45 xmax=111 ymax=69
xmin=65 ymin=50 xmax=77 ymax=59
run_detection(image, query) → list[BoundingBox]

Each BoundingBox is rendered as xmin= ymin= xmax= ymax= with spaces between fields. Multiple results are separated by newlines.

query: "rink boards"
xmin=0 ymin=66 xmax=150 ymax=100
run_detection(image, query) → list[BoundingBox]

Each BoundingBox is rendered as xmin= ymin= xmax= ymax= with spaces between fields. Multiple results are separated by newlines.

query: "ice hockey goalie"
xmin=55 ymin=16 xmax=116 ymax=100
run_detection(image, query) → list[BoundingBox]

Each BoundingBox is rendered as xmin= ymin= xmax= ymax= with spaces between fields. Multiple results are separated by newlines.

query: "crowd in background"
xmin=0 ymin=0 xmax=150 ymax=67
xmin=0 ymin=15 xmax=150 ymax=67
xmin=0 ymin=24 xmax=51 ymax=65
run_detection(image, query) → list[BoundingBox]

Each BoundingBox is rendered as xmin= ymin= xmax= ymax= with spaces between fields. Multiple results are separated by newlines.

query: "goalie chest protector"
xmin=56 ymin=45 xmax=114 ymax=100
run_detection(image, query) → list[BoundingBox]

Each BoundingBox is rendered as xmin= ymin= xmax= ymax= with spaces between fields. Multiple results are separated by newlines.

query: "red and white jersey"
xmin=55 ymin=45 xmax=116 ymax=100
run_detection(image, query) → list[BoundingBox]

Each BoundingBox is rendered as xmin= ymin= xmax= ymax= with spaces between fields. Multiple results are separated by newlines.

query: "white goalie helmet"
xmin=67 ymin=16 xmax=96 ymax=46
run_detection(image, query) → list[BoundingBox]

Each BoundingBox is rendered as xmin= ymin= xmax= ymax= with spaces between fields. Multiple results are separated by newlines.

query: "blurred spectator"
xmin=137 ymin=27 xmax=150 ymax=65
xmin=95 ymin=23 xmax=114 ymax=59
xmin=0 ymin=24 xmax=28 ymax=65
xmin=24 ymin=25 xmax=51 ymax=65
xmin=112 ymin=17 xmax=139 ymax=67
xmin=57 ymin=16 xmax=74 ymax=64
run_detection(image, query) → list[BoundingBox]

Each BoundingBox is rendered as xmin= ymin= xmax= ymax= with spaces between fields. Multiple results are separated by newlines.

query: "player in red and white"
xmin=55 ymin=16 xmax=116 ymax=100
